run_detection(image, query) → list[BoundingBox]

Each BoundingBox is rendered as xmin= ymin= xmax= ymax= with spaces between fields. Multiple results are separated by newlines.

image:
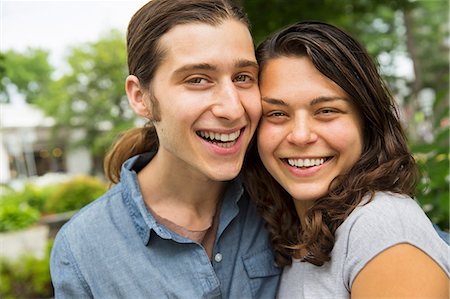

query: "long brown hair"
xmin=104 ymin=0 xmax=250 ymax=184
xmin=244 ymin=21 xmax=418 ymax=267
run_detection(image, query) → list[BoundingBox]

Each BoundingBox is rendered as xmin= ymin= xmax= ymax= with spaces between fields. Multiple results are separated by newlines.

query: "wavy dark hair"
xmin=104 ymin=0 xmax=250 ymax=184
xmin=244 ymin=21 xmax=418 ymax=267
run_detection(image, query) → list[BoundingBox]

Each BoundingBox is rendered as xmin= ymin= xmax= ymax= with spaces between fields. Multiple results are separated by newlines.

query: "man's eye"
xmin=234 ymin=74 xmax=252 ymax=82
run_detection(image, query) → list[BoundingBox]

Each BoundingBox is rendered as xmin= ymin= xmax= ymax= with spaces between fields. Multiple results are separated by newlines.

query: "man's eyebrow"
xmin=261 ymin=97 xmax=288 ymax=106
xmin=173 ymin=60 xmax=258 ymax=76
xmin=173 ymin=63 xmax=217 ymax=75
xmin=235 ymin=59 xmax=259 ymax=70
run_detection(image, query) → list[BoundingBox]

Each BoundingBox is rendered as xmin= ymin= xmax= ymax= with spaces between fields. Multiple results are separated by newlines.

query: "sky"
xmin=1 ymin=0 xmax=149 ymax=70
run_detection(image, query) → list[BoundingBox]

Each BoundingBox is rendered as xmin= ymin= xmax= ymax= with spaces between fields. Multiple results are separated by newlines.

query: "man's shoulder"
xmin=56 ymin=184 xmax=124 ymax=241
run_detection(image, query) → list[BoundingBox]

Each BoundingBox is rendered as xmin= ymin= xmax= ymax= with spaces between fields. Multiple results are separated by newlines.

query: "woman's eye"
xmin=318 ymin=108 xmax=338 ymax=115
xmin=266 ymin=111 xmax=286 ymax=117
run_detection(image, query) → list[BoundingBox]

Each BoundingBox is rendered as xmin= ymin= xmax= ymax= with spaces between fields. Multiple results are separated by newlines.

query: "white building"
xmin=0 ymin=102 xmax=92 ymax=184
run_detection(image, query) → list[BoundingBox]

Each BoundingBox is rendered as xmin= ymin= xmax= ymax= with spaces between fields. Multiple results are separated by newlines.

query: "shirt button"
xmin=214 ymin=253 xmax=223 ymax=263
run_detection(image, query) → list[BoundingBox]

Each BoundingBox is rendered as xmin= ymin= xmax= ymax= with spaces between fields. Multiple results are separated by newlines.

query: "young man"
xmin=50 ymin=1 xmax=280 ymax=298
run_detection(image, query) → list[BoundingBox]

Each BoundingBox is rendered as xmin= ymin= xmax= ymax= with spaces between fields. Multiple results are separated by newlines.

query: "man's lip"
xmin=195 ymin=127 xmax=244 ymax=134
xmin=197 ymin=127 xmax=246 ymax=155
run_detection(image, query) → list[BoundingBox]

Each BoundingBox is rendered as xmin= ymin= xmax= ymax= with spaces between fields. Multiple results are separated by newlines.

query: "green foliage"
xmin=412 ymin=104 xmax=449 ymax=230
xmin=44 ymin=176 xmax=107 ymax=214
xmin=243 ymin=0 xmax=412 ymax=46
xmin=35 ymin=30 xmax=136 ymax=162
xmin=0 ymin=203 xmax=40 ymax=233
xmin=404 ymin=0 xmax=449 ymax=92
xmin=0 ymin=48 xmax=53 ymax=103
xmin=1 ymin=184 xmax=51 ymax=211
xmin=0 ymin=176 xmax=107 ymax=232
xmin=0 ymin=184 xmax=47 ymax=232
xmin=0 ymin=241 xmax=53 ymax=299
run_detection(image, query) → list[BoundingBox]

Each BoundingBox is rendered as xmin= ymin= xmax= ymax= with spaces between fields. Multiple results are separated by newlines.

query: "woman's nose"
xmin=286 ymin=115 xmax=318 ymax=146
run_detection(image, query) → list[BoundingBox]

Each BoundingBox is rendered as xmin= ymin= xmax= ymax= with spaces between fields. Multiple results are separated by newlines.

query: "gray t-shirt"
xmin=277 ymin=192 xmax=450 ymax=299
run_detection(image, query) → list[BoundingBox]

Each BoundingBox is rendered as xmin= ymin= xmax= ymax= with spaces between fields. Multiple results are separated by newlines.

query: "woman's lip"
xmin=282 ymin=156 xmax=333 ymax=177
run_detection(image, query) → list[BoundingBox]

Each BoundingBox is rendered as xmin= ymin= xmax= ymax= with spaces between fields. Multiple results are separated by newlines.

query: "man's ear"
xmin=125 ymin=75 xmax=152 ymax=119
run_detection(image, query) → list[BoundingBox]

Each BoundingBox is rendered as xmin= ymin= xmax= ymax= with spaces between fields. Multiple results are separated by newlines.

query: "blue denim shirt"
xmin=50 ymin=153 xmax=281 ymax=298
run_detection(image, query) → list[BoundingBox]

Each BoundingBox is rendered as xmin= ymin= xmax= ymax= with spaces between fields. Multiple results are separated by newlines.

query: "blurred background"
xmin=0 ymin=0 xmax=448 ymax=297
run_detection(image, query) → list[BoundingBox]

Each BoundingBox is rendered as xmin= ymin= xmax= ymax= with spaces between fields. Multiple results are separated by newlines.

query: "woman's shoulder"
xmin=347 ymin=192 xmax=426 ymax=227
xmin=335 ymin=191 xmax=450 ymax=287
xmin=335 ymin=191 xmax=446 ymax=265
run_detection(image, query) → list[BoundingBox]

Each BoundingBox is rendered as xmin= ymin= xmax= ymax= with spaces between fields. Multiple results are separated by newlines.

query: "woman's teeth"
xmin=287 ymin=158 xmax=325 ymax=168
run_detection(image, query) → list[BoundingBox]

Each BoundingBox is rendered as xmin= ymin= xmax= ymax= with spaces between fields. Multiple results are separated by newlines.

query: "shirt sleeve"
xmin=50 ymin=231 xmax=93 ymax=298
xmin=341 ymin=193 xmax=447 ymax=289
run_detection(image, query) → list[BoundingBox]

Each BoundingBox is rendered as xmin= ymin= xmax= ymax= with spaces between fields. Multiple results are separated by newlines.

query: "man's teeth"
xmin=287 ymin=158 xmax=325 ymax=168
xmin=198 ymin=130 xmax=241 ymax=142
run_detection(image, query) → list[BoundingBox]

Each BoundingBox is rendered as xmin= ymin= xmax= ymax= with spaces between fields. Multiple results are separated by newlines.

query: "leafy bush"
xmin=0 ymin=203 xmax=40 ymax=233
xmin=44 ymin=176 xmax=107 ymax=213
xmin=1 ymin=183 xmax=49 ymax=211
xmin=0 ymin=176 xmax=107 ymax=232
xmin=0 ymin=241 xmax=53 ymax=299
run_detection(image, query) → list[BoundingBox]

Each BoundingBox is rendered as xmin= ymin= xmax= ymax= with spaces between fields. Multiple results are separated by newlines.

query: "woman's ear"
xmin=125 ymin=75 xmax=152 ymax=119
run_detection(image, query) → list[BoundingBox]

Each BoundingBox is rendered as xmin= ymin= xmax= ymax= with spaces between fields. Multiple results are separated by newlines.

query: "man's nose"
xmin=211 ymin=81 xmax=245 ymax=120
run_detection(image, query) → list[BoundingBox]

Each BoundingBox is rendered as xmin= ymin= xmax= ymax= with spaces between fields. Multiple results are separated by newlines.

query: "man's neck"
xmin=136 ymin=155 xmax=226 ymax=231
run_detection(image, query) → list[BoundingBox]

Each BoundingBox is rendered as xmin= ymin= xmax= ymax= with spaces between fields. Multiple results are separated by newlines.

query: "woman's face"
xmin=257 ymin=56 xmax=363 ymax=211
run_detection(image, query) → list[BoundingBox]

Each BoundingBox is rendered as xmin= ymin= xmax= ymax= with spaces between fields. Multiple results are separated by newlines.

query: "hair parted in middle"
xmin=244 ymin=21 xmax=418 ymax=267
xmin=104 ymin=0 xmax=251 ymax=184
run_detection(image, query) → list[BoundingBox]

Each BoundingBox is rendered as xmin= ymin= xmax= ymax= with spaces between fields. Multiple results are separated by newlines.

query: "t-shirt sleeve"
xmin=341 ymin=193 xmax=450 ymax=289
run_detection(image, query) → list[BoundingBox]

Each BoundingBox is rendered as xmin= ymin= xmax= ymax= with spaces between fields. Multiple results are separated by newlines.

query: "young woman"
xmin=245 ymin=21 xmax=449 ymax=298
xmin=50 ymin=1 xmax=280 ymax=297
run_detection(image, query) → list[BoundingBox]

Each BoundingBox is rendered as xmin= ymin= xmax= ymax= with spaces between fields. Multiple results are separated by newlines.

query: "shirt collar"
xmin=120 ymin=152 xmax=244 ymax=245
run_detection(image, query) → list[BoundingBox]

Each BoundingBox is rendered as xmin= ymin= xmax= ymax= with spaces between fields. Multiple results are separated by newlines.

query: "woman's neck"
xmin=294 ymin=199 xmax=314 ymax=228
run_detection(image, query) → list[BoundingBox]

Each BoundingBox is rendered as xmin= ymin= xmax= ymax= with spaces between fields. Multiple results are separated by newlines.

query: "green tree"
xmin=36 ymin=30 xmax=136 ymax=172
xmin=0 ymin=48 xmax=53 ymax=104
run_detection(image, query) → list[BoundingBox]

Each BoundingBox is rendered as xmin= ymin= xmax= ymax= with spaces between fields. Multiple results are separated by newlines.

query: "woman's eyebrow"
xmin=310 ymin=96 xmax=348 ymax=106
xmin=261 ymin=97 xmax=288 ymax=106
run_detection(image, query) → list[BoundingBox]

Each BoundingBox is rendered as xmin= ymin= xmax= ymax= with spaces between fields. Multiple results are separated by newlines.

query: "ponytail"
xmin=104 ymin=123 xmax=158 ymax=184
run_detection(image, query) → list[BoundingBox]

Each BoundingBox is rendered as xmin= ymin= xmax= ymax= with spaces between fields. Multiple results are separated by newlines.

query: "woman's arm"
xmin=351 ymin=243 xmax=449 ymax=298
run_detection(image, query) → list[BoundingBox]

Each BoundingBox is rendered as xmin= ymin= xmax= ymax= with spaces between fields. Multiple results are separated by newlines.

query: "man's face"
xmin=149 ymin=19 xmax=261 ymax=182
